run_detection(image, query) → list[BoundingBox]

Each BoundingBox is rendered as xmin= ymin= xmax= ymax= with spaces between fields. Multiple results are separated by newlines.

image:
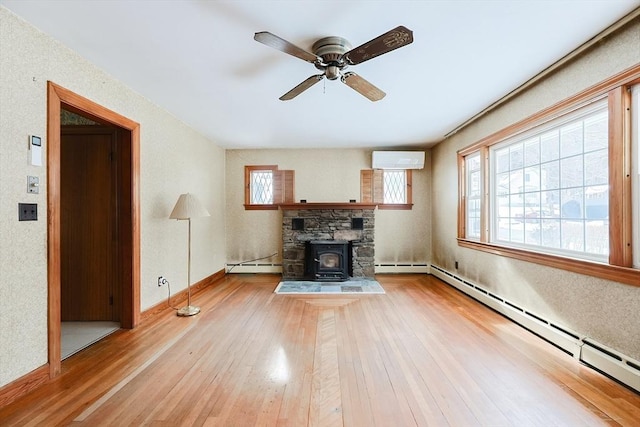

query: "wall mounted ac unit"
xmin=372 ymin=151 xmax=425 ymax=169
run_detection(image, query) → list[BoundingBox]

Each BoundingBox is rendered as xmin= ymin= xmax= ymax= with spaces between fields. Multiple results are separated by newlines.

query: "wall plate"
xmin=27 ymin=176 xmax=39 ymax=194
xmin=18 ymin=203 xmax=37 ymax=221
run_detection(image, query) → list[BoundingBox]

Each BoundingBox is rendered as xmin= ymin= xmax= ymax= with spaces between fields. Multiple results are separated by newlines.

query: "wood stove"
xmin=305 ymin=240 xmax=351 ymax=281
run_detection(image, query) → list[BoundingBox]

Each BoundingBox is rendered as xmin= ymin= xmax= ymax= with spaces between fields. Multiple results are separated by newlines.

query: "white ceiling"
xmin=2 ymin=0 xmax=639 ymax=149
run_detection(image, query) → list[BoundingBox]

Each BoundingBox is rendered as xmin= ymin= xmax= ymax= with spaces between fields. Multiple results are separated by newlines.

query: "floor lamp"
xmin=169 ymin=193 xmax=210 ymax=317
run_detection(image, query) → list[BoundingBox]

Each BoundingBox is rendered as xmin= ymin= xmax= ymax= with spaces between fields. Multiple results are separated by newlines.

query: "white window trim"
xmin=466 ymin=153 xmax=482 ymax=240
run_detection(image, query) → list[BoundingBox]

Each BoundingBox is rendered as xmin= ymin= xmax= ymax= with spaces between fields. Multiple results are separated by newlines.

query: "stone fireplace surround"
xmin=281 ymin=203 xmax=376 ymax=280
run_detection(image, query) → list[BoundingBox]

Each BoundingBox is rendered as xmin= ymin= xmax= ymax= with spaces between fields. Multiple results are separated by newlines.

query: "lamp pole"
xmin=170 ymin=193 xmax=208 ymax=317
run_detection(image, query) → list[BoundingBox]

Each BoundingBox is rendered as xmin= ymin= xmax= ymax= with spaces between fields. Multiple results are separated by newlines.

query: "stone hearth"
xmin=281 ymin=203 xmax=375 ymax=280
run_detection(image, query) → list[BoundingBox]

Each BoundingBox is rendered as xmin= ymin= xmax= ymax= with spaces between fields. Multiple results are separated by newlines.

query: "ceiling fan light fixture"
xmin=325 ymin=65 xmax=340 ymax=80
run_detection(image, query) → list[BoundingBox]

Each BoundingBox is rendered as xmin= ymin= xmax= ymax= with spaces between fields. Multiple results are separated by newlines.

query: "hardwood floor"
xmin=1 ymin=274 xmax=639 ymax=426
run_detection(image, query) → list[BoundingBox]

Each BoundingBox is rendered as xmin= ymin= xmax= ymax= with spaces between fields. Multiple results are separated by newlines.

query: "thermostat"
xmin=29 ymin=135 xmax=42 ymax=166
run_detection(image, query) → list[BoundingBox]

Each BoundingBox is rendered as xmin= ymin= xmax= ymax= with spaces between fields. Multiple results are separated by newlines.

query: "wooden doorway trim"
xmin=47 ymin=82 xmax=140 ymax=377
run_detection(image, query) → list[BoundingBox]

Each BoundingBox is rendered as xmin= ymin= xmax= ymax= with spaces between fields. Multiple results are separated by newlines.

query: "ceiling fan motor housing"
xmin=312 ymin=36 xmax=352 ymax=80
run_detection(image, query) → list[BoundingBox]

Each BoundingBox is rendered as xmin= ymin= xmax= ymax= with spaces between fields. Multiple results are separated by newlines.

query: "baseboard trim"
xmin=226 ymin=264 xmax=282 ymax=274
xmin=430 ymin=265 xmax=583 ymax=357
xmin=375 ymin=263 xmax=430 ymax=274
xmin=1 ymin=269 xmax=227 ymax=407
xmin=141 ymin=268 xmax=226 ymax=323
xmin=431 ymin=264 xmax=640 ymax=393
xmin=0 ymin=364 xmax=50 ymax=408
xmin=226 ymin=263 xmax=432 ymax=275
xmin=581 ymin=339 xmax=640 ymax=393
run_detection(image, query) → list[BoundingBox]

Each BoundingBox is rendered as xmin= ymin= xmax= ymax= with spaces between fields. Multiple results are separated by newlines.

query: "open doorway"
xmin=60 ymin=118 xmax=124 ymax=358
xmin=47 ymin=82 xmax=140 ymax=377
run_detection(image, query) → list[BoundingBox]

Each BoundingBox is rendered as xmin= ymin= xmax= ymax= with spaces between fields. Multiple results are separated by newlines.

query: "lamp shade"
xmin=169 ymin=193 xmax=210 ymax=220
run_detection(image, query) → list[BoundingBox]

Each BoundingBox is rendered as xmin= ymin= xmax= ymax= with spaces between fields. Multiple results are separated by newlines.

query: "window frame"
xmin=464 ymin=152 xmax=483 ymax=240
xmin=457 ymin=64 xmax=640 ymax=287
xmin=361 ymin=169 xmax=413 ymax=210
xmin=489 ymin=100 xmax=610 ymax=261
xmin=632 ymin=84 xmax=640 ymax=269
xmin=244 ymin=165 xmax=294 ymax=210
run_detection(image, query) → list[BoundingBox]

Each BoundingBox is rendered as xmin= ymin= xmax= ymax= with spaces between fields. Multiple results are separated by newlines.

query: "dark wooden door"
xmin=61 ymin=126 xmax=120 ymax=321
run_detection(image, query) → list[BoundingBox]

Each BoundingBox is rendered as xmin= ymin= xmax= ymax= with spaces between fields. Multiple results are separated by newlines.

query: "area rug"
xmin=274 ymin=279 xmax=385 ymax=294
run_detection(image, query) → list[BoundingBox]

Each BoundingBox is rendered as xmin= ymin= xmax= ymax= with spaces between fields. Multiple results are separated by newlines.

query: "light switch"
xmin=27 ymin=176 xmax=39 ymax=194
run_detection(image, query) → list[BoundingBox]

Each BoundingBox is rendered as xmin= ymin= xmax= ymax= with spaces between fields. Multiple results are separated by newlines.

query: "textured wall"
xmin=431 ymin=18 xmax=640 ymax=360
xmin=0 ymin=7 xmax=226 ymax=387
xmin=225 ymin=149 xmax=431 ymax=268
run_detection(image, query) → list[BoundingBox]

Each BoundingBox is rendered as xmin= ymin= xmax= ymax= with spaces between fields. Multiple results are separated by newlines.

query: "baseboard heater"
xmin=227 ymin=262 xmax=431 ymax=274
xmin=580 ymin=339 xmax=640 ymax=392
xmin=375 ymin=263 xmax=430 ymax=274
xmin=430 ymin=264 xmax=640 ymax=393
xmin=226 ymin=263 xmax=282 ymax=274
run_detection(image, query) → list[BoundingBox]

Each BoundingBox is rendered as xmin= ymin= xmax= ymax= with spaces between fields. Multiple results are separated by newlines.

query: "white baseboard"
xmin=226 ymin=264 xmax=282 ymax=274
xmin=581 ymin=339 xmax=640 ymax=392
xmin=227 ymin=262 xmax=431 ymax=275
xmin=430 ymin=264 xmax=640 ymax=393
xmin=430 ymin=265 xmax=583 ymax=358
xmin=375 ymin=263 xmax=430 ymax=274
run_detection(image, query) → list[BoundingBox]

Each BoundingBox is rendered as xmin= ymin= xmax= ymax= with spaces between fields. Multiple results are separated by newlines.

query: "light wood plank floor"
xmin=1 ymin=274 xmax=639 ymax=426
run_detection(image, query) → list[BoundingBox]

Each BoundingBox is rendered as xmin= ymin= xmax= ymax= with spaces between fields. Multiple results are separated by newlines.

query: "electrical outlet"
xmin=18 ymin=203 xmax=37 ymax=221
xmin=158 ymin=276 xmax=165 ymax=287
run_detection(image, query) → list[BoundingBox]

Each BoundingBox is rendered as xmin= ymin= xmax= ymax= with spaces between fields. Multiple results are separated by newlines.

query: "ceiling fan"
xmin=253 ymin=26 xmax=413 ymax=102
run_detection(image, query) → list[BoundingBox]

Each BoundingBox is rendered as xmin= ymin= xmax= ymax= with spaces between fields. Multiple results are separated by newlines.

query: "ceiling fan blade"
xmin=254 ymin=32 xmax=320 ymax=64
xmin=341 ymin=72 xmax=385 ymax=101
xmin=280 ymin=74 xmax=324 ymax=101
xmin=343 ymin=26 xmax=413 ymax=65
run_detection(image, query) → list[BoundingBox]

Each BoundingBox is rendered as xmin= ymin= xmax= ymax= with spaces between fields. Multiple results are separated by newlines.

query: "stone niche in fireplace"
xmin=281 ymin=203 xmax=375 ymax=280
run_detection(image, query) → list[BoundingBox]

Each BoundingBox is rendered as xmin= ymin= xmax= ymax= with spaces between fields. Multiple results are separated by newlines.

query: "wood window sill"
xmin=377 ymin=204 xmax=413 ymax=210
xmin=457 ymin=238 xmax=639 ymax=287
xmin=244 ymin=204 xmax=279 ymax=210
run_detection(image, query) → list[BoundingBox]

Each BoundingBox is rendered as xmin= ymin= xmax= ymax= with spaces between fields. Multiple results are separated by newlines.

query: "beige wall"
xmin=431 ymin=17 xmax=640 ymax=360
xmin=225 ymin=149 xmax=431 ymax=267
xmin=0 ymin=7 xmax=226 ymax=387
xmin=4 ymin=1 xmax=636 ymax=394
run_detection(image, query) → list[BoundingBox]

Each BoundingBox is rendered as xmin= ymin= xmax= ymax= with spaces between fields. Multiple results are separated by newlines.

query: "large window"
xmin=458 ymin=65 xmax=640 ymax=286
xmin=491 ymin=101 xmax=609 ymax=261
xmin=244 ymin=165 xmax=294 ymax=210
xmin=361 ymin=169 xmax=413 ymax=209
